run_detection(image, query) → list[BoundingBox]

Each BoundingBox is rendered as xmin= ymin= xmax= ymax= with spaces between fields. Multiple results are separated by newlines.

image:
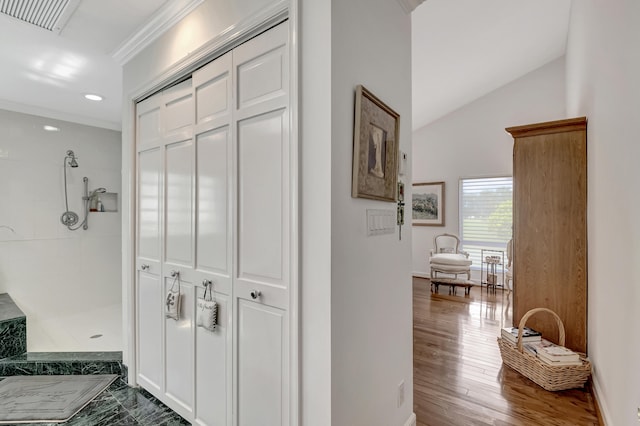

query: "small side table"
xmin=481 ymin=249 xmax=505 ymax=292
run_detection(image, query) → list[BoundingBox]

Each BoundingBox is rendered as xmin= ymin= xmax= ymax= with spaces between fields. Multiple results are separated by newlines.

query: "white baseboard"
xmin=592 ymin=376 xmax=611 ymax=425
xmin=403 ymin=412 xmax=416 ymax=426
xmin=412 ymin=271 xmax=430 ymax=279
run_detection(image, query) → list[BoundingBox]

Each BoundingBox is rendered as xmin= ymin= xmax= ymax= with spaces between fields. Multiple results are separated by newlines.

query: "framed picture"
xmin=412 ymin=182 xmax=445 ymax=226
xmin=352 ymin=85 xmax=400 ymax=202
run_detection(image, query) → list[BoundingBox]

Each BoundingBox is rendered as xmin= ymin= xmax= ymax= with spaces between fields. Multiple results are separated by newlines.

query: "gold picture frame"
xmin=351 ymin=85 xmax=400 ymax=202
xmin=412 ymin=181 xmax=445 ymax=226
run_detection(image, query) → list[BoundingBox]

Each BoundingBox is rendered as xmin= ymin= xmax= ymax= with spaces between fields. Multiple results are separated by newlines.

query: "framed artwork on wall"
xmin=412 ymin=181 xmax=445 ymax=226
xmin=351 ymin=85 xmax=400 ymax=202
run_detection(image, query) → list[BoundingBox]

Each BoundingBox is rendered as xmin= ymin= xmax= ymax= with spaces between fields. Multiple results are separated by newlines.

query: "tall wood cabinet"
xmin=135 ymin=21 xmax=292 ymax=425
xmin=506 ymin=117 xmax=587 ymax=353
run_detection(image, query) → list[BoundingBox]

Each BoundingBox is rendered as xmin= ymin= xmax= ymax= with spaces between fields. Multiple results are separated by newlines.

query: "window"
xmin=459 ymin=176 xmax=513 ymax=268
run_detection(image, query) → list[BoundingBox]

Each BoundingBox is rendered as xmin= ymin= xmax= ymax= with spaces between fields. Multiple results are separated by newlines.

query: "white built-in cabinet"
xmin=135 ymin=21 xmax=291 ymax=425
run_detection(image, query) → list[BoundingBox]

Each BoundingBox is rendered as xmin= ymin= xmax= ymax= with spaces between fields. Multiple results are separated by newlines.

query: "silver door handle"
xmin=141 ymin=264 xmax=150 ymax=271
xmin=250 ymin=290 xmax=261 ymax=300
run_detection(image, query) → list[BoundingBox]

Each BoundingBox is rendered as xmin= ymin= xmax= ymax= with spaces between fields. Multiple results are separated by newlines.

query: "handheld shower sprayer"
xmin=60 ymin=150 xmax=108 ymax=231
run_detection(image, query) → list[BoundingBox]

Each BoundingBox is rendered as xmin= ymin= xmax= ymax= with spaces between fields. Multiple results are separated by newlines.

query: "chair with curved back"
xmin=505 ymin=238 xmax=514 ymax=293
xmin=429 ymin=233 xmax=472 ymax=280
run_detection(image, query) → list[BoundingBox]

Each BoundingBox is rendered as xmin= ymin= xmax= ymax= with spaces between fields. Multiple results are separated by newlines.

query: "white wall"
xmin=330 ymin=1 xmax=414 ymax=425
xmin=411 ymin=57 xmax=566 ymax=277
xmin=566 ymin=1 xmax=640 ymax=424
xmin=0 ymin=109 xmax=122 ymax=350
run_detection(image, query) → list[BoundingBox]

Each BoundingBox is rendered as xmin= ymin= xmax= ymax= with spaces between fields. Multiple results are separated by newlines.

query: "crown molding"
xmin=396 ymin=0 xmax=426 ymax=14
xmin=0 ymin=99 xmax=121 ymax=131
xmin=111 ymin=0 xmax=205 ymax=66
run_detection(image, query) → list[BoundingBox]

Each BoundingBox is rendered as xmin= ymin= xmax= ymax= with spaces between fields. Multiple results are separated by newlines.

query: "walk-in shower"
xmin=60 ymin=150 xmax=106 ymax=230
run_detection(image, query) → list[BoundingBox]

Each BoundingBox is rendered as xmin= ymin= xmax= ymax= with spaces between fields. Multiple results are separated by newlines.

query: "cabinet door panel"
xmin=237 ymin=300 xmax=285 ymax=426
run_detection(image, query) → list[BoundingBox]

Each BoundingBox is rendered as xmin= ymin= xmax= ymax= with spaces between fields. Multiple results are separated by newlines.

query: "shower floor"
xmin=27 ymin=303 xmax=122 ymax=352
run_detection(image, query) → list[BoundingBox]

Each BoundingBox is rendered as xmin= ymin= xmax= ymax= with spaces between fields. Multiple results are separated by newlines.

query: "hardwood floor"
xmin=413 ymin=277 xmax=599 ymax=426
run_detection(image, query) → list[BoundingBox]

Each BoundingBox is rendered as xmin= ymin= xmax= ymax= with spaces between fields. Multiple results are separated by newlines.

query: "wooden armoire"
xmin=506 ymin=117 xmax=587 ymax=353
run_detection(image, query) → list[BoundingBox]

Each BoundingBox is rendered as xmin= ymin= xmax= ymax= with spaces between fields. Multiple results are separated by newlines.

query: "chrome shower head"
xmin=89 ymin=188 xmax=107 ymax=198
xmin=66 ymin=150 xmax=78 ymax=168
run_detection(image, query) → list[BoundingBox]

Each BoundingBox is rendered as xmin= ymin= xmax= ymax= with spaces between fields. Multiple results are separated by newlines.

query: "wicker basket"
xmin=497 ymin=307 xmax=591 ymax=391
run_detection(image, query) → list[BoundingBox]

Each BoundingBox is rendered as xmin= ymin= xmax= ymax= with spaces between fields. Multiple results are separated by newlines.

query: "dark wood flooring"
xmin=413 ymin=277 xmax=599 ymax=426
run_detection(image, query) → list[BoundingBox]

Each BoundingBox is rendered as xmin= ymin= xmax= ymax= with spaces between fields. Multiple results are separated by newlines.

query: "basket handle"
xmin=516 ymin=307 xmax=566 ymax=353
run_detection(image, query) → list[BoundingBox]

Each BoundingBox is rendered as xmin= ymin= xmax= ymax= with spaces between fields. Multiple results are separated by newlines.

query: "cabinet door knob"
xmin=170 ymin=270 xmax=180 ymax=277
xmin=202 ymin=279 xmax=212 ymax=286
xmin=250 ymin=290 xmax=261 ymax=300
xmin=141 ymin=264 xmax=150 ymax=271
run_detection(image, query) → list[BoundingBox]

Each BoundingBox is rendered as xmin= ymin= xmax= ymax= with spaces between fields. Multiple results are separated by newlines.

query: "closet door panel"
xmin=196 ymin=128 xmax=230 ymax=277
xmin=136 ymin=271 xmax=162 ymax=391
xmin=194 ymin=51 xmax=232 ymax=129
xmin=235 ymin=22 xmax=288 ymax=115
xmin=137 ymin=98 xmax=162 ymax=149
xmin=237 ymin=110 xmax=285 ymax=283
xmin=163 ymin=80 xmax=194 ymax=140
xmin=165 ymin=278 xmax=194 ymax=413
xmin=137 ymin=148 xmax=161 ymax=263
xmin=165 ymin=140 xmax=194 ymax=267
xmin=195 ymin=289 xmax=229 ymax=426
xmin=237 ymin=300 xmax=285 ymax=426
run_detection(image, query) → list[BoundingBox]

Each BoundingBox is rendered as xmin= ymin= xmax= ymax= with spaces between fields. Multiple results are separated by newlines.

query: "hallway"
xmin=412 ymin=277 xmax=599 ymax=425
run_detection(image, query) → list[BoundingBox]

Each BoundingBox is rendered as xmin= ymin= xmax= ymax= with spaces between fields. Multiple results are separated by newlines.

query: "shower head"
xmin=65 ymin=150 xmax=78 ymax=168
xmin=89 ymin=188 xmax=107 ymax=198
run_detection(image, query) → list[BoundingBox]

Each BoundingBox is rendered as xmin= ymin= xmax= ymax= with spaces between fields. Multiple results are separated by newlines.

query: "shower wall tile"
xmin=0 ymin=108 xmax=122 ymax=352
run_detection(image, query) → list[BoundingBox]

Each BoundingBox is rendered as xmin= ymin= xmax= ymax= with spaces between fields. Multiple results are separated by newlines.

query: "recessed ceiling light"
xmin=84 ymin=94 xmax=103 ymax=101
xmin=44 ymin=125 xmax=60 ymax=132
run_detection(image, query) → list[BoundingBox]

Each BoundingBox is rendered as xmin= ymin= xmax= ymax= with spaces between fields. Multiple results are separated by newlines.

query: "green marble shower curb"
xmin=0 ymin=351 xmax=126 ymax=379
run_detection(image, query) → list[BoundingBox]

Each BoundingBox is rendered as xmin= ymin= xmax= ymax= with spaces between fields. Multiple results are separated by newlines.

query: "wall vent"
xmin=0 ymin=0 xmax=81 ymax=33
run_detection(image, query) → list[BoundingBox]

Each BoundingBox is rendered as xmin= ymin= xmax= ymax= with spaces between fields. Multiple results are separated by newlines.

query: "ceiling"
xmin=0 ymin=0 xmax=200 ymax=130
xmin=0 ymin=0 xmax=572 ymax=132
xmin=412 ymin=0 xmax=572 ymax=130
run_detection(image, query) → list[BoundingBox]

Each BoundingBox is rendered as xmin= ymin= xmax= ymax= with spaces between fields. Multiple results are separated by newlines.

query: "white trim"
xmin=0 ymin=98 xmax=120 ymax=131
xmin=412 ymin=271 xmax=430 ymax=279
xmin=591 ymin=375 xmax=611 ymax=426
xmin=395 ymin=0 xmax=425 ymax=14
xmin=404 ymin=412 xmax=417 ymax=426
xmin=289 ymin=1 xmax=300 ymax=424
xmin=111 ymin=0 xmax=205 ymax=66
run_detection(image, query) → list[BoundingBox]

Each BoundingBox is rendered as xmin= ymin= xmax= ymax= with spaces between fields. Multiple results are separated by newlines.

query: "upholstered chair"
xmin=429 ymin=233 xmax=472 ymax=280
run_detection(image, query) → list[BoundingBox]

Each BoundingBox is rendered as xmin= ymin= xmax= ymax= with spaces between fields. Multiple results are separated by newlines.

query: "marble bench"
xmin=430 ymin=278 xmax=475 ymax=296
xmin=0 ymin=294 xmax=27 ymax=359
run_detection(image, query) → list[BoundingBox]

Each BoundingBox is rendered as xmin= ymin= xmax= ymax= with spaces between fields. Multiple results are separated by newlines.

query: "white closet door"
xmin=162 ymin=79 xmax=196 ymax=418
xmin=193 ymin=52 xmax=234 ymax=426
xmin=233 ymin=21 xmax=290 ymax=426
xmin=135 ymin=94 xmax=163 ymax=393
